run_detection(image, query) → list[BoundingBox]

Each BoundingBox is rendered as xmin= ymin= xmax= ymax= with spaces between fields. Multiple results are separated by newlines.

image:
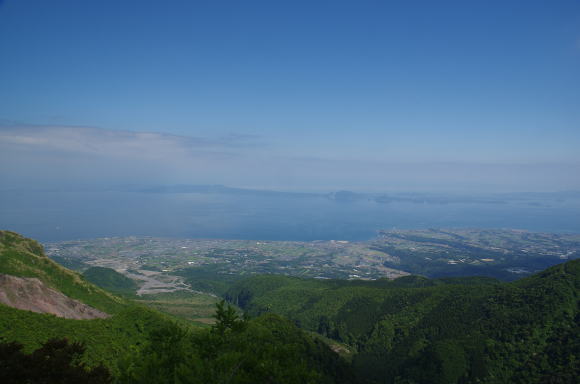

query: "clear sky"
xmin=1 ymin=0 xmax=579 ymax=192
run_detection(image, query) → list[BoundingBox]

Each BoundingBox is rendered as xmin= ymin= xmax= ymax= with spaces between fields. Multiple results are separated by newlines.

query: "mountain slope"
xmin=0 ymin=231 xmax=125 ymax=314
xmin=0 ymin=304 xmax=173 ymax=374
xmin=0 ymin=231 xmax=357 ymax=382
xmin=83 ymin=266 xmax=139 ymax=296
xmin=0 ymin=231 xmax=177 ymax=374
xmin=226 ymin=260 xmax=580 ymax=383
xmin=0 ymin=274 xmax=109 ymax=319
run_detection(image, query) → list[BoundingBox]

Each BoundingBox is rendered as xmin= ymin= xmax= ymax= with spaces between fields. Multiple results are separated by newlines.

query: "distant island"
xmin=129 ymin=184 xmax=580 ymax=206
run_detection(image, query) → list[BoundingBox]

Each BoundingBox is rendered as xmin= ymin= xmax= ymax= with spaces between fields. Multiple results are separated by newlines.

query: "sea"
xmin=1 ymin=189 xmax=580 ymax=242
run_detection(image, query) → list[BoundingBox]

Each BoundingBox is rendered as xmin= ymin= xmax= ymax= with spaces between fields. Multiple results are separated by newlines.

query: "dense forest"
xmin=1 ymin=231 xmax=579 ymax=383
xmin=226 ymin=262 xmax=580 ymax=383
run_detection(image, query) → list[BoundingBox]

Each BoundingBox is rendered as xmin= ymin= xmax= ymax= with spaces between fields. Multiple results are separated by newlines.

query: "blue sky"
xmin=1 ymin=0 xmax=579 ymax=192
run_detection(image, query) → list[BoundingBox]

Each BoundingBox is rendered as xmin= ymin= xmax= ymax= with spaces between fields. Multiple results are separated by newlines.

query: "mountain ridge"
xmin=0 ymin=230 xmax=125 ymax=314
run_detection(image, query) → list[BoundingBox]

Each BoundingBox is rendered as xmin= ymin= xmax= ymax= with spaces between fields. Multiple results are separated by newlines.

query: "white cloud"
xmin=0 ymin=125 xmax=259 ymax=161
xmin=1 ymin=124 xmax=578 ymax=192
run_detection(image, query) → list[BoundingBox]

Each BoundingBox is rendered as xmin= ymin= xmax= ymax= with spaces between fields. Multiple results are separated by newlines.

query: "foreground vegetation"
xmin=1 ymin=302 xmax=355 ymax=384
xmin=2 ymin=230 xmax=579 ymax=383
xmin=0 ymin=338 xmax=112 ymax=384
xmin=118 ymin=301 xmax=355 ymax=384
xmin=0 ymin=231 xmax=355 ymax=382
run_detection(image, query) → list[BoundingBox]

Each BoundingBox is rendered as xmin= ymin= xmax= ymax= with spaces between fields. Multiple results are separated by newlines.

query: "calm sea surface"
xmin=1 ymin=191 xmax=579 ymax=242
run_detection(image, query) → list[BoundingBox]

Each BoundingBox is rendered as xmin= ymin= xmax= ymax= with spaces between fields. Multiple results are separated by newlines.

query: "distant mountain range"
xmin=130 ymin=184 xmax=580 ymax=206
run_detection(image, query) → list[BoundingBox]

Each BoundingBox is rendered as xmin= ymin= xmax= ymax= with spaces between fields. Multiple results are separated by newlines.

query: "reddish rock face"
xmin=0 ymin=274 xmax=109 ymax=320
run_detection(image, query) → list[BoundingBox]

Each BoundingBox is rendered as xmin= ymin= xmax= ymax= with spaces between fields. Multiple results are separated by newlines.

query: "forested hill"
xmin=0 ymin=231 xmax=356 ymax=383
xmin=2 ymin=230 xmax=579 ymax=383
xmin=226 ymin=260 xmax=580 ymax=383
xmin=0 ymin=230 xmax=177 ymax=372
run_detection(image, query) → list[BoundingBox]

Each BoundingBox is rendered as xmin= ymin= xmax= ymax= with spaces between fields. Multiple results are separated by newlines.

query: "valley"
xmin=42 ymin=228 xmax=580 ymax=328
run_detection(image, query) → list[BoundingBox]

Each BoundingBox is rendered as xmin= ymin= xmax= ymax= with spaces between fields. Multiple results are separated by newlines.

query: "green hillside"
xmin=83 ymin=266 xmax=139 ymax=296
xmin=0 ymin=304 xmax=172 ymax=375
xmin=3 ymin=230 xmax=579 ymax=383
xmin=0 ymin=231 xmax=126 ymax=314
xmin=0 ymin=231 xmax=356 ymax=383
xmin=118 ymin=308 xmax=356 ymax=384
xmin=225 ymin=274 xmax=499 ymax=333
xmin=226 ymin=260 xmax=580 ymax=383
xmin=0 ymin=231 xmax=180 ymax=375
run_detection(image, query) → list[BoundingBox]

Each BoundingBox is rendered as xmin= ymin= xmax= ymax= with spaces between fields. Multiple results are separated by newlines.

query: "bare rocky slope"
xmin=0 ymin=273 xmax=109 ymax=319
xmin=0 ymin=230 xmax=126 ymax=315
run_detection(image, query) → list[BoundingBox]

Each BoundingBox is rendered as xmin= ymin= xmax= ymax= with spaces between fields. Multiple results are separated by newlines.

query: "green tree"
xmin=211 ymin=300 xmax=246 ymax=335
xmin=0 ymin=338 xmax=111 ymax=384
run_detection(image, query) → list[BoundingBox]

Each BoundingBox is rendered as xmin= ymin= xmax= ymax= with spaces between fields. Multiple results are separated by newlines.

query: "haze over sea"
xmin=2 ymin=188 xmax=579 ymax=242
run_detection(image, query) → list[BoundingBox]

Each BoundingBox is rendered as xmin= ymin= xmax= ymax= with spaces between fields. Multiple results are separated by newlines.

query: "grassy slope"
xmin=133 ymin=290 xmax=221 ymax=326
xmin=0 ymin=231 xmax=182 ymax=374
xmin=0 ymin=231 xmax=126 ymax=314
xmin=83 ymin=266 xmax=139 ymax=296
